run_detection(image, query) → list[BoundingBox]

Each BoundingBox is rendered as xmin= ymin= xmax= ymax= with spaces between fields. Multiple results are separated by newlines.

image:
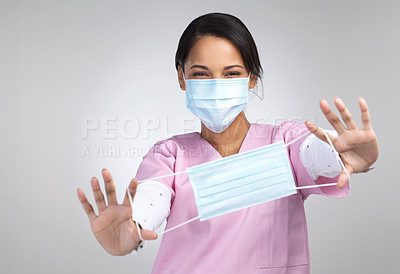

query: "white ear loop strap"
xmin=158 ymin=216 xmax=200 ymax=236
xmin=126 ymin=189 xmax=145 ymax=242
xmin=129 ymin=128 xmax=350 ymax=236
xmin=284 ymin=131 xmax=312 ymax=147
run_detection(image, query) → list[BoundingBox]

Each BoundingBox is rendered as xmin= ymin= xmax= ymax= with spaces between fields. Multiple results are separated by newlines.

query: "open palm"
xmin=77 ymin=169 xmax=157 ymax=256
xmin=305 ymin=97 xmax=379 ymax=189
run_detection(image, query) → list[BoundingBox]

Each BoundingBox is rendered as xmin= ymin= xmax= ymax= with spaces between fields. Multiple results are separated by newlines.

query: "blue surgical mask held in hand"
xmin=187 ymin=140 xmax=297 ymax=221
xmin=183 ymin=72 xmax=251 ymax=133
xmin=130 ymin=129 xmax=349 ymax=241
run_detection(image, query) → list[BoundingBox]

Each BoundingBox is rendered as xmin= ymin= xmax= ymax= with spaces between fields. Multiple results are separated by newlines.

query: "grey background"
xmin=1 ymin=0 xmax=399 ymax=273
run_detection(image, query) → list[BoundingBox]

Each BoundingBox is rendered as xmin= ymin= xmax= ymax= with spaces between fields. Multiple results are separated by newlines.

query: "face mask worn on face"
xmin=129 ymin=130 xmax=350 ymax=241
xmin=183 ymin=72 xmax=251 ymax=133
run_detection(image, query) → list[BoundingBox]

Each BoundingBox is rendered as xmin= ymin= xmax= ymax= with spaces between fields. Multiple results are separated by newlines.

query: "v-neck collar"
xmin=196 ymin=123 xmax=253 ymax=159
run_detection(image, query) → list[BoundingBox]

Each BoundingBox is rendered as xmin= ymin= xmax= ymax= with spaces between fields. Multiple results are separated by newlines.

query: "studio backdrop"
xmin=1 ymin=0 xmax=399 ymax=273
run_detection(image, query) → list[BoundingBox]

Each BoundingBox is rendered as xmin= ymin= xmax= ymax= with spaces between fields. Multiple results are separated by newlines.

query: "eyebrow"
xmin=189 ymin=64 xmax=244 ymax=70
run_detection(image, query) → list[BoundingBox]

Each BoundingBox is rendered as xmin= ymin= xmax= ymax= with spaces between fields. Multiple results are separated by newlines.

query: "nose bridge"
xmin=212 ymin=72 xmax=225 ymax=79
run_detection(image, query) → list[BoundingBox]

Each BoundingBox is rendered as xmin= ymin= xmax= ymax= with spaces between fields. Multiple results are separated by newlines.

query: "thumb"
xmin=337 ymin=165 xmax=354 ymax=189
xmin=140 ymin=229 xmax=158 ymax=241
xmin=134 ymin=220 xmax=158 ymax=241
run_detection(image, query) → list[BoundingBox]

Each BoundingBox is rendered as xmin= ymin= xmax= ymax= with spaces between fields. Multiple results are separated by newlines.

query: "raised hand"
xmin=305 ymin=97 xmax=379 ymax=189
xmin=77 ymin=169 xmax=157 ymax=256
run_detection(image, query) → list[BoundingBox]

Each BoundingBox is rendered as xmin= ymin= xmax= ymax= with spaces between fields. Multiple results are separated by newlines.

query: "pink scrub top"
xmin=135 ymin=121 xmax=349 ymax=274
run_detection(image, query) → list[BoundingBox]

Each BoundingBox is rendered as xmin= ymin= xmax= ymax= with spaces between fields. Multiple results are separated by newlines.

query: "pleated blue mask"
xmin=131 ymin=130 xmax=348 ymax=240
xmin=187 ymin=141 xmax=297 ymax=221
xmin=183 ymin=73 xmax=250 ymax=133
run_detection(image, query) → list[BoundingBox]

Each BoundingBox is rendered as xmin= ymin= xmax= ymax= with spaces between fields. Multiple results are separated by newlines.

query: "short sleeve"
xmin=135 ymin=140 xmax=177 ymax=203
xmin=279 ymin=121 xmax=349 ymax=200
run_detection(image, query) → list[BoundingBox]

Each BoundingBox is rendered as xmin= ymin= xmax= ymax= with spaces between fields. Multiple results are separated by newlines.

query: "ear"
xmin=249 ymin=74 xmax=258 ymax=89
xmin=177 ymin=66 xmax=186 ymax=91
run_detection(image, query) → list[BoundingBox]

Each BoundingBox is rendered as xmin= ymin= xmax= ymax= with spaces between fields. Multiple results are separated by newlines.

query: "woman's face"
xmin=178 ymin=36 xmax=257 ymax=89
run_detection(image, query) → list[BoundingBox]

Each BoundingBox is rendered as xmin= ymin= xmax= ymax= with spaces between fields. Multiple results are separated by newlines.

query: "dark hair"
xmin=175 ymin=12 xmax=263 ymax=79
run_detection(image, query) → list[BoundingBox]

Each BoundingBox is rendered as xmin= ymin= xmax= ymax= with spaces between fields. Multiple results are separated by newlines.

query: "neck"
xmin=200 ymin=112 xmax=250 ymax=157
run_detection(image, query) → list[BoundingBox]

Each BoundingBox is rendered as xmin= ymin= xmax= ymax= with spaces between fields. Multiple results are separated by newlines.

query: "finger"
xmin=320 ymin=99 xmax=346 ymax=134
xmin=122 ymin=189 xmax=131 ymax=207
xmin=305 ymin=120 xmax=337 ymax=144
xmin=337 ymin=165 xmax=354 ymax=189
xmin=102 ymin=168 xmax=118 ymax=206
xmin=129 ymin=178 xmax=139 ymax=201
xmin=77 ymin=188 xmax=97 ymax=222
xmin=123 ymin=178 xmax=138 ymax=207
xmin=91 ymin=177 xmax=107 ymax=212
xmin=334 ymin=97 xmax=358 ymax=130
xmin=359 ymin=97 xmax=372 ymax=130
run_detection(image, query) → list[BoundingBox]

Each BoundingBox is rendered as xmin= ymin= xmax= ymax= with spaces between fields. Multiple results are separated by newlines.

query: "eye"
xmin=192 ymin=72 xmax=208 ymax=77
xmin=225 ymin=71 xmax=241 ymax=77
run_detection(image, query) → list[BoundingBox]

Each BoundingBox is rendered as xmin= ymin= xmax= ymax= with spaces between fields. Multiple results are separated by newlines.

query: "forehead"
xmin=186 ymin=36 xmax=245 ymax=68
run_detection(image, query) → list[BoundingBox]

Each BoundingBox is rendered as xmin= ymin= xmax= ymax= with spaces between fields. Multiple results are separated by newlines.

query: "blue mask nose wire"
xmin=183 ymin=71 xmax=262 ymax=100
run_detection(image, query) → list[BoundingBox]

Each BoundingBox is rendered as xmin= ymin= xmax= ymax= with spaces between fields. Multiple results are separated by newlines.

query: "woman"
xmin=77 ymin=13 xmax=378 ymax=274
